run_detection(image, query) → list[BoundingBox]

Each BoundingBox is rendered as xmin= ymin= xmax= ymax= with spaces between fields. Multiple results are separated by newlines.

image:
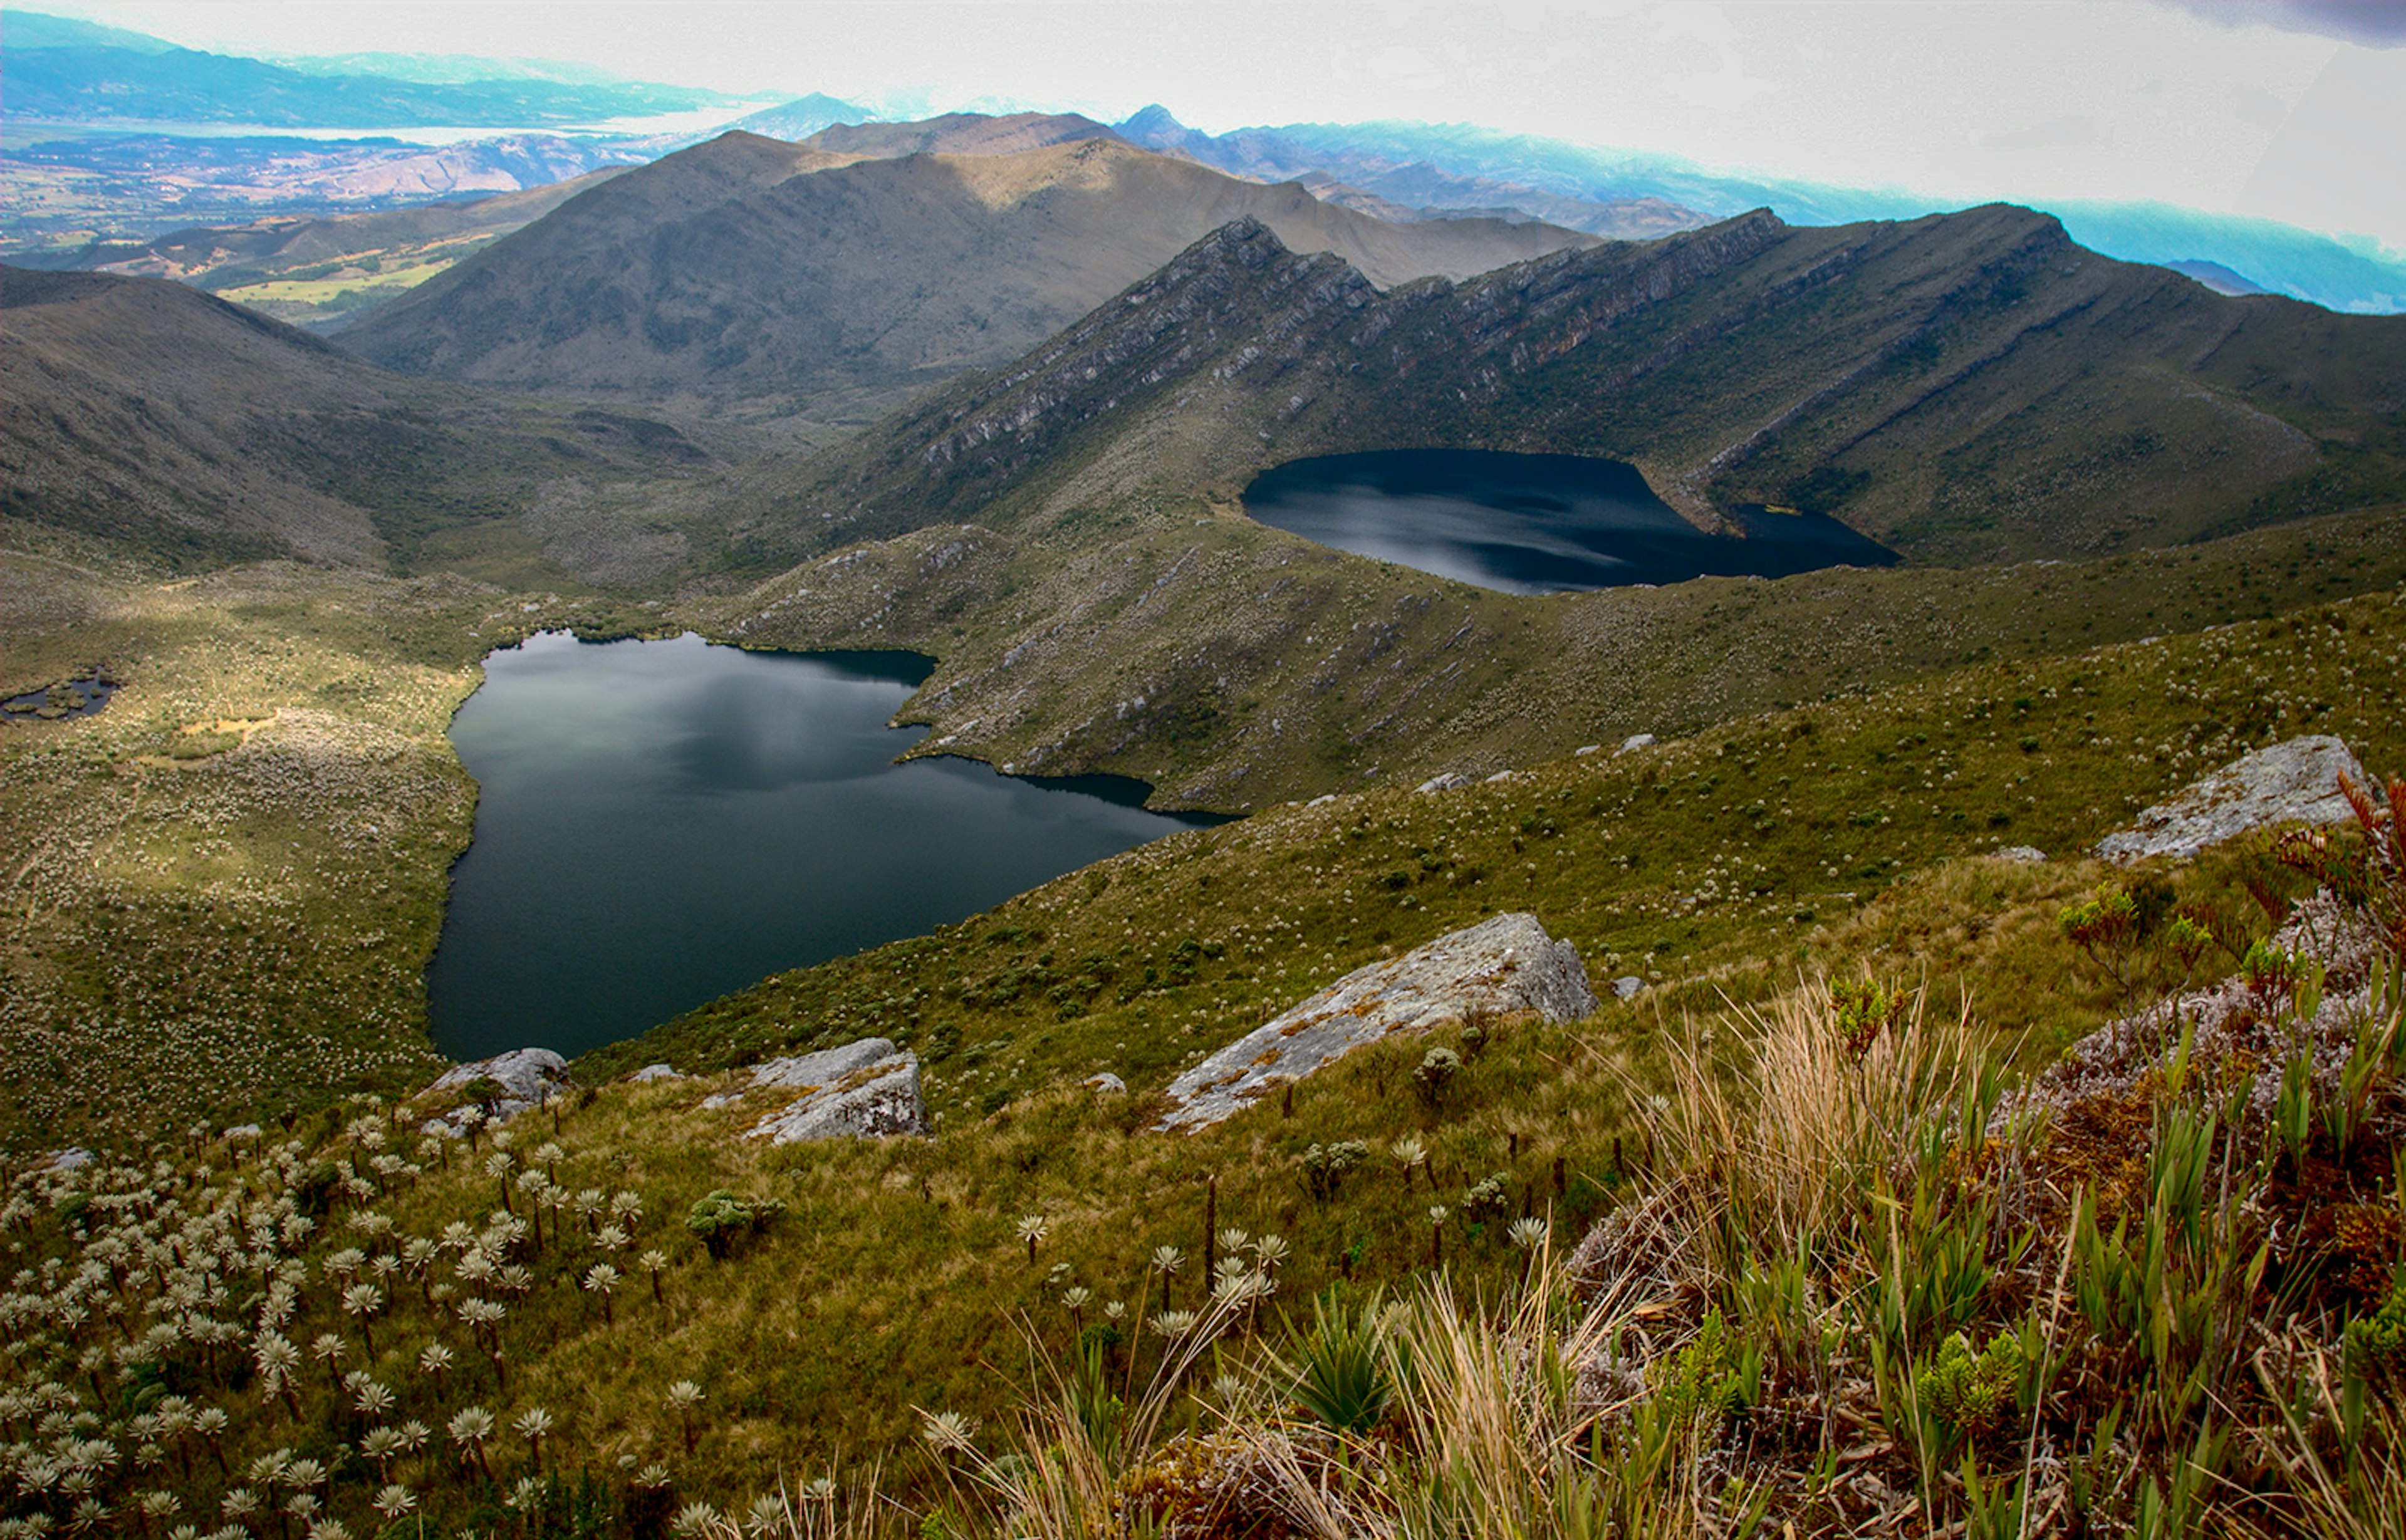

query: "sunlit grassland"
xmin=711 ymin=502 xmax=2406 ymax=811
xmin=209 ymin=236 xmax=497 ymax=328
xmin=0 ymin=556 xmax=660 ymax=1153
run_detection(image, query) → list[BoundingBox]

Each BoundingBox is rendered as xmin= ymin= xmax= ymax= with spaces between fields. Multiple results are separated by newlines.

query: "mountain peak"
xmin=801 ymin=111 xmax=1124 ymax=159
xmin=1119 ymin=103 xmax=1186 ymax=136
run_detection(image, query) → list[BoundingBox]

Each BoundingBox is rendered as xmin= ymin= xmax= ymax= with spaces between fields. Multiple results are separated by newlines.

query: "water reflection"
xmin=427 ymin=632 xmax=1209 ymax=1061
xmin=1244 ymin=449 xmax=1897 ymax=594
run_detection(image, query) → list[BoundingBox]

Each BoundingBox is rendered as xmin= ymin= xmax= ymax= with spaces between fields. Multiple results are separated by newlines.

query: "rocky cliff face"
xmin=759 ymin=203 xmax=2400 ymax=567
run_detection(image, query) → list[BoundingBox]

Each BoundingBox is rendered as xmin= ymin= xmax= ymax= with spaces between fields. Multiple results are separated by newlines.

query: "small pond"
xmin=1243 ymin=449 xmax=1897 ymax=594
xmin=3 ymin=670 xmax=119 ymax=722
xmin=425 ymin=632 xmax=1212 ymax=1063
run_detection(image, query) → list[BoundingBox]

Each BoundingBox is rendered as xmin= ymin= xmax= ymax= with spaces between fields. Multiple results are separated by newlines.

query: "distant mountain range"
xmin=336 ymin=125 xmax=1598 ymax=419
xmin=5 ymin=8 xmax=2398 ymax=317
xmin=1115 ymin=108 xmax=2406 ymax=316
xmin=0 ymin=10 xmax=731 ymax=127
xmin=44 ymin=173 xmax=627 ymax=333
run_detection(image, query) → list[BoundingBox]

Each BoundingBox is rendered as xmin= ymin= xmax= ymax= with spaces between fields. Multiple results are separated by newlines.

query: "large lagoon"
xmin=1244 ymin=449 xmax=1897 ymax=594
xmin=427 ymin=632 xmax=1208 ymax=1062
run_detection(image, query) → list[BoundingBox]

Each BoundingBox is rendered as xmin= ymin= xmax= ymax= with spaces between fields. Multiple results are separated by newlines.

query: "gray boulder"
xmin=734 ymin=1038 xmax=928 ymax=1144
xmin=1611 ymin=976 xmax=1645 ymax=1001
xmin=1618 ymin=734 xmax=1657 ymax=754
xmin=1083 ymin=1073 xmax=1128 ymax=1094
xmin=629 ymin=1063 xmax=683 ymax=1083
xmin=2098 ymin=736 xmax=2367 ymax=864
xmin=1416 ymin=772 xmax=1472 ymax=794
xmin=419 ymin=1048 xmax=572 ymax=1137
xmin=1991 ymin=846 xmax=2048 ymax=863
xmin=1156 ymin=913 xmax=1595 ymax=1132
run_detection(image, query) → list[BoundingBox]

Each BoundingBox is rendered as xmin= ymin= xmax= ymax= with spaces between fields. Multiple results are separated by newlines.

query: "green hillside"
xmin=1 ymin=266 xmax=722 ymax=586
xmin=4 ymin=566 xmax=2398 ymax=1536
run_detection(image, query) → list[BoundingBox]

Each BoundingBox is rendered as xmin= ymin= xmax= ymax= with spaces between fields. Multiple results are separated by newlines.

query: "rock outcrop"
xmin=419 ymin=1049 xmax=573 ymax=1137
xmin=717 ymin=1039 xmax=929 ymax=1144
xmin=2097 ymin=736 xmax=2367 ymax=863
xmin=1156 ymin=913 xmax=1596 ymax=1132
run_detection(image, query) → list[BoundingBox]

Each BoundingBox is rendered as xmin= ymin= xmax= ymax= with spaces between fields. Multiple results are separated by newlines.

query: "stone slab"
xmin=2097 ymin=735 xmax=2367 ymax=863
xmin=1155 ymin=912 xmax=1595 ymax=1132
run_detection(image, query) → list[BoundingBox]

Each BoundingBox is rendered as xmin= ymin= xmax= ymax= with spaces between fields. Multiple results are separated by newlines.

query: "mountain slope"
xmin=760 ymin=208 xmax=2406 ymax=564
xmin=801 ymin=110 xmax=1122 ymax=157
xmin=337 ymin=132 xmax=1598 ymax=415
xmin=1 ymin=266 xmax=712 ymax=576
xmin=652 ymin=211 xmax=2406 ymax=809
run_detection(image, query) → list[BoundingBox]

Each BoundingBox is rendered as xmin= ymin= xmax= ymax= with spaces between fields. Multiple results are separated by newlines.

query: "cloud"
xmin=2157 ymin=1 xmax=2406 ymax=48
xmin=1975 ymin=115 xmax=2108 ymax=152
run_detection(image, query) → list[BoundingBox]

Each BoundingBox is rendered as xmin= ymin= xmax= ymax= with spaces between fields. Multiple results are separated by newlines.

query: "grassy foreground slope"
xmin=1 ymin=585 xmax=2398 ymax=1537
xmin=4 ymin=526 xmax=2402 ymax=1159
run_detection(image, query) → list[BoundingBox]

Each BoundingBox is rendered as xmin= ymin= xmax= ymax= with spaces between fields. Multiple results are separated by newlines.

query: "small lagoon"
xmin=426 ymin=632 xmax=1209 ymax=1062
xmin=1244 ymin=449 xmax=1897 ymax=594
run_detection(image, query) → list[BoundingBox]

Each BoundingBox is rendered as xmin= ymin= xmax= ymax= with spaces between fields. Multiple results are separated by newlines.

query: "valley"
xmin=4 ymin=19 xmax=2405 ymax=1529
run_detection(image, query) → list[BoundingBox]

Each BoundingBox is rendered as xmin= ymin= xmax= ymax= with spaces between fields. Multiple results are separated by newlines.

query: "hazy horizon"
xmin=9 ymin=0 xmax=2402 ymax=257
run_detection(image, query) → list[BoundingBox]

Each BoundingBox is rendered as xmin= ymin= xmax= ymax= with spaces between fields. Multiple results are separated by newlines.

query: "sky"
xmin=18 ymin=0 xmax=2406 ymax=251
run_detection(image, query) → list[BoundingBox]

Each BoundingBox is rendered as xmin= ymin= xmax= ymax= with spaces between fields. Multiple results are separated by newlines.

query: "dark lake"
xmin=1243 ymin=449 xmax=1897 ymax=594
xmin=426 ymin=632 xmax=1211 ymax=1063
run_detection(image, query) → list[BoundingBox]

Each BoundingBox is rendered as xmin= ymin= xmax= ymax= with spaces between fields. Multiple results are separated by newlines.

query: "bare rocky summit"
xmin=2097 ymin=734 xmax=2367 ymax=863
xmin=1156 ymin=912 xmax=1596 ymax=1132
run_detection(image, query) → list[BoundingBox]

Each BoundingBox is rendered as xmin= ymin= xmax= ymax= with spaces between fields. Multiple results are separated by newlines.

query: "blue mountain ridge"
xmin=1119 ymin=109 xmax=2406 ymax=315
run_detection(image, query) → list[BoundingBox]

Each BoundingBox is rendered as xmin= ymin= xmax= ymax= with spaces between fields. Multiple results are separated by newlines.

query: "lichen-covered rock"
xmin=630 ymin=1063 xmax=682 ymax=1083
xmin=1156 ymin=913 xmax=1595 ymax=1132
xmin=418 ymin=1048 xmax=572 ymax=1137
xmin=1416 ymin=772 xmax=1472 ymax=793
xmin=1992 ymin=846 xmax=2048 ymax=863
xmin=732 ymin=1038 xmax=928 ymax=1143
xmin=2097 ymin=736 xmax=2367 ymax=863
